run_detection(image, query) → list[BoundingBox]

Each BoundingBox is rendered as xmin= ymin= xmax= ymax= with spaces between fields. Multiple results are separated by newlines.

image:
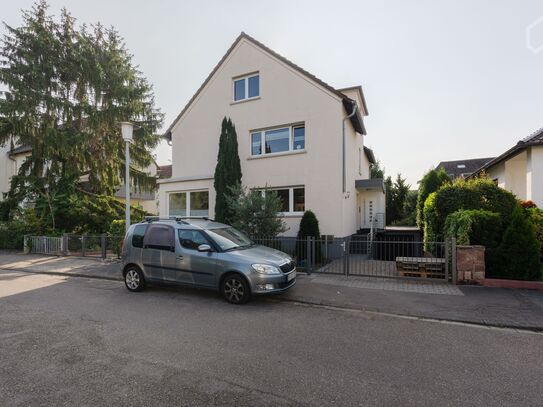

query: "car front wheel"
xmin=124 ymin=266 xmax=145 ymax=292
xmin=222 ymin=274 xmax=250 ymax=304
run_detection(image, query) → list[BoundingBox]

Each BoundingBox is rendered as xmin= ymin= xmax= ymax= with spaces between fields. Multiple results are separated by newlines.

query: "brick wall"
xmin=456 ymin=245 xmax=485 ymax=284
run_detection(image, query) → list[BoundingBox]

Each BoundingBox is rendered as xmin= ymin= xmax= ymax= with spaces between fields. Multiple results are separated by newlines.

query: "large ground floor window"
xmin=261 ymin=186 xmax=305 ymax=215
xmin=169 ymin=190 xmax=209 ymax=217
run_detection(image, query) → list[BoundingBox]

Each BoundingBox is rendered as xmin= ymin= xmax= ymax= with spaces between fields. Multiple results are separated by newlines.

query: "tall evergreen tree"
xmin=213 ymin=117 xmax=242 ymax=223
xmin=0 ymin=1 xmax=163 ymax=228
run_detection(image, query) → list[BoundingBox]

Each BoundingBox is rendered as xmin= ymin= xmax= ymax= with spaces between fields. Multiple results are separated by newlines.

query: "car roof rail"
xmin=179 ymin=216 xmax=215 ymax=222
xmin=142 ymin=216 xmax=189 ymax=224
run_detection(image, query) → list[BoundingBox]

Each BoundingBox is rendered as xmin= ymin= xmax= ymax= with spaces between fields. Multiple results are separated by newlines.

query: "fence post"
xmin=451 ymin=237 xmax=457 ymax=284
xmin=324 ymin=235 xmax=328 ymax=261
xmin=101 ymin=234 xmax=107 ymax=259
xmin=23 ymin=235 xmax=30 ymax=254
xmin=81 ymin=235 xmax=86 ymax=257
xmin=306 ymin=237 xmax=312 ymax=272
xmin=62 ymin=234 xmax=68 ymax=256
xmin=343 ymin=237 xmax=349 ymax=276
xmin=311 ymin=237 xmax=316 ymax=270
xmin=444 ymin=238 xmax=450 ymax=281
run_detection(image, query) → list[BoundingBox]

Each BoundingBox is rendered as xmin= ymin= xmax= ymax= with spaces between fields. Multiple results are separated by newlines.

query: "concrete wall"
xmin=159 ymin=37 xmax=370 ymax=237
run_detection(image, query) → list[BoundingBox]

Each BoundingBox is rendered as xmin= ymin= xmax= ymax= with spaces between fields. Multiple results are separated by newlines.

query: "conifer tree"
xmin=213 ymin=117 xmax=241 ymax=223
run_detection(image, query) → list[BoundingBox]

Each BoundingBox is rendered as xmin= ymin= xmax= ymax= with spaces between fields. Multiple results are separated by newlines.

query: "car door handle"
xmin=176 ymin=255 xmax=184 ymax=260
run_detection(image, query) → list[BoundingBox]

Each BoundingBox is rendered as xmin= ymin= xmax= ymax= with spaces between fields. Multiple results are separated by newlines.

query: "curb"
xmin=273 ymin=296 xmax=543 ymax=333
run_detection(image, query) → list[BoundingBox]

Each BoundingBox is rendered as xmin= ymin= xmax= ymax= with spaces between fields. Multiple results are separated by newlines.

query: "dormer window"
xmin=233 ymin=73 xmax=259 ymax=102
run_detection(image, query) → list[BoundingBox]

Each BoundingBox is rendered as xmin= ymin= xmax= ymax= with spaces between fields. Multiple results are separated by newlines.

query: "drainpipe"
xmin=342 ymin=100 xmax=358 ymax=195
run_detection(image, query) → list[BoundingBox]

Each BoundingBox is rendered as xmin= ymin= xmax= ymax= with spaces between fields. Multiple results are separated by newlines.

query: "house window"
xmin=233 ymin=73 xmax=259 ymax=102
xmin=169 ymin=190 xmax=209 ymax=217
xmin=251 ymin=124 xmax=305 ymax=156
xmin=260 ymin=186 xmax=305 ymax=214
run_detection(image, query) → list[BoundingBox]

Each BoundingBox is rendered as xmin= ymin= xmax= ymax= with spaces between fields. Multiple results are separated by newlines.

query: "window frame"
xmin=167 ymin=189 xmax=209 ymax=218
xmin=232 ymin=73 xmax=260 ymax=102
xmin=259 ymin=186 xmax=305 ymax=216
xmin=143 ymin=224 xmax=175 ymax=252
xmin=250 ymin=124 xmax=305 ymax=157
xmin=178 ymin=229 xmax=212 ymax=251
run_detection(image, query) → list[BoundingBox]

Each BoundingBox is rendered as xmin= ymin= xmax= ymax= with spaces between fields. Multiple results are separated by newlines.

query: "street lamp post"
xmin=120 ymin=122 xmax=134 ymax=233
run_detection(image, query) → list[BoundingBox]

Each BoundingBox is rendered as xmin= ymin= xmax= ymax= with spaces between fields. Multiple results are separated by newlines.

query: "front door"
xmin=142 ymin=224 xmax=178 ymax=282
xmin=177 ymin=229 xmax=217 ymax=287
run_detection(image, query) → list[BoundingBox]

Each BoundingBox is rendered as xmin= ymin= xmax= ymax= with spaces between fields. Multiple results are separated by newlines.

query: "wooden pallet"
xmin=396 ymin=257 xmax=446 ymax=279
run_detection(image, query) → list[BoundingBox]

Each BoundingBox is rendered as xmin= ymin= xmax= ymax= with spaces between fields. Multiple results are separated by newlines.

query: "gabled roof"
xmin=437 ymin=157 xmax=495 ymax=179
xmin=470 ymin=127 xmax=543 ymax=176
xmin=164 ymin=32 xmax=367 ymax=140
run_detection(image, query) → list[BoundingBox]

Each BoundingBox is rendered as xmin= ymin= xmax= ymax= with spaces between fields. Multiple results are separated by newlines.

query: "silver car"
xmin=120 ymin=217 xmax=296 ymax=304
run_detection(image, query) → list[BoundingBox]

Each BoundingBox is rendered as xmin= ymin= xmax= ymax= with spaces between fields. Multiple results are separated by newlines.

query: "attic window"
xmin=457 ymin=164 xmax=466 ymax=169
xmin=233 ymin=73 xmax=259 ymax=102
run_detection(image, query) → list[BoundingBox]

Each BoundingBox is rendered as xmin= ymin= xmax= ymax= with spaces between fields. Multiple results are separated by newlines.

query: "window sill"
xmin=230 ymin=96 xmax=261 ymax=105
xmin=247 ymin=150 xmax=306 ymax=160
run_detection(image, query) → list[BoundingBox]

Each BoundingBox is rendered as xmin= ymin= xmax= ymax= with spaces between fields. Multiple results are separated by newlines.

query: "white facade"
xmin=158 ymin=33 xmax=384 ymax=237
xmin=485 ymin=145 xmax=543 ymax=206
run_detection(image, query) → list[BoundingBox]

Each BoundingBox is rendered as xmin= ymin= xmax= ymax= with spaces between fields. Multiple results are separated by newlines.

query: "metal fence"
xmin=25 ymin=234 xmax=124 ymax=259
xmin=253 ymin=236 xmax=454 ymax=282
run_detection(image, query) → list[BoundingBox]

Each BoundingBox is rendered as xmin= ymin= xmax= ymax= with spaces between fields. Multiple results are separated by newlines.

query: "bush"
xmin=424 ymin=177 xmax=516 ymax=242
xmin=492 ymin=206 xmax=542 ymax=280
xmin=108 ymin=220 xmax=126 ymax=258
xmin=444 ymin=209 xmax=501 ymax=245
xmin=295 ymin=211 xmax=322 ymax=263
xmin=416 ymin=168 xmax=450 ymax=228
xmin=445 ymin=209 xmax=502 ymax=272
xmin=527 ymin=208 xmax=543 ymax=261
xmin=225 ymin=184 xmax=286 ymax=238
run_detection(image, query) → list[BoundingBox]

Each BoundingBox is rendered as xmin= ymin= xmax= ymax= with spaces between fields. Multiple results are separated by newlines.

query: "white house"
xmin=158 ymin=32 xmax=385 ymax=238
xmin=471 ymin=127 xmax=543 ymax=206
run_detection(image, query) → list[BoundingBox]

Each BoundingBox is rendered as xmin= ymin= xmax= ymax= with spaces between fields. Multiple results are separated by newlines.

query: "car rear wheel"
xmin=222 ymin=274 xmax=250 ymax=304
xmin=124 ymin=266 xmax=145 ymax=292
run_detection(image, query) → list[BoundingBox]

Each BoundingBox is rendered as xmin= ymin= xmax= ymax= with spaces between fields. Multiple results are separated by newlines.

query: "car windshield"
xmin=205 ymin=227 xmax=254 ymax=251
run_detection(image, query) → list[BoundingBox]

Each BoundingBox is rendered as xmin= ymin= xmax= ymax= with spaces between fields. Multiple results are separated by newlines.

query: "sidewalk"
xmin=2 ymin=252 xmax=543 ymax=331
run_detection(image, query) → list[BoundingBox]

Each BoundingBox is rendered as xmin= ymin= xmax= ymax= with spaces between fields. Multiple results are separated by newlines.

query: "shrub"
xmin=444 ymin=209 xmax=502 ymax=272
xmin=520 ymin=200 xmax=537 ymax=209
xmin=295 ymin=211 xmax=322 ymax=263
xmin=492 ymin=206 xmax=542 ymax=281
xmin=527 ymin=208 xmax=543 ymax=261
xmin=416 ymin=168 xmax=450 ymax=228
xmin=444 ymin=209 xmax=501 ymax=245
xmin=225 ymin=184 xmax=286 ymax=238
xmin=424 ymin=177 xmax=516 ymax=242
xmin=108 ymin=220 xmax=126 ymax=258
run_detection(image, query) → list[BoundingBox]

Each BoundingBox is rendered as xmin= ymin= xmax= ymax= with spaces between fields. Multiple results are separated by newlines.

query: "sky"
xmin=2 ymin=0 xmax=543 ymax=185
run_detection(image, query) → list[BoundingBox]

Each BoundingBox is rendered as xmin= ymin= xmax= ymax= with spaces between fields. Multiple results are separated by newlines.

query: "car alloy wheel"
xmin=223 ymin=275 xmax=249 ymax=304
xmin=124 ymin=267 xmax=145 ymax=292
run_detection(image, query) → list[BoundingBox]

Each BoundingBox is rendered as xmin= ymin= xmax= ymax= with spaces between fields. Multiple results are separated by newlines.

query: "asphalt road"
xmin=1 ymin=270 xmax=542 ymax=406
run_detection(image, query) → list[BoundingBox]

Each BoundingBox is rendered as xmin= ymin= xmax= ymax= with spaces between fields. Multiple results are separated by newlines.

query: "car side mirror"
xmin=198 ymin=244 xmax=212 ymax=252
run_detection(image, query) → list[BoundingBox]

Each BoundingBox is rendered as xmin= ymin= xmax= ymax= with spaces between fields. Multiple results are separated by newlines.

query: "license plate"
xmin=287 ymin=271 xmax=296 ymax=281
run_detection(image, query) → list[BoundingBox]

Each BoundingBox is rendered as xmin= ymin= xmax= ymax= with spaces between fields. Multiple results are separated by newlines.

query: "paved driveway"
xmin=1 ymin=270 xmax=542 ymax=406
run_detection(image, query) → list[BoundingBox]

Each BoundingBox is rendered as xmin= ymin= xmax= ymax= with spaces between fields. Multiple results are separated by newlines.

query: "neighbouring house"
xmin=158 ymin=32 xmax=385 ymax=237
xmin=0 ymin=142 xmax=160 ymax=214
xmin=470 ymin=127 xmax=543 ymax=206
xmin=436 ymin=157 xmax=495 ymax=179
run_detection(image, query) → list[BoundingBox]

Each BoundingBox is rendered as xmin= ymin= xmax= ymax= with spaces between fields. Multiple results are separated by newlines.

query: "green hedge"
xmin=444 ymin=209 xmax=501 ymax=246
xmin=423 ymin=177 xmax=516 ymax=242
xmin=493 ymin=206 xmax=542 ymax=281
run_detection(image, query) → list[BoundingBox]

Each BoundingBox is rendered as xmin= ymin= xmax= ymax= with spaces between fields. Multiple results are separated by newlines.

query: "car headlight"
xmin=251 ymin=264 xmax=281 ymax=275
